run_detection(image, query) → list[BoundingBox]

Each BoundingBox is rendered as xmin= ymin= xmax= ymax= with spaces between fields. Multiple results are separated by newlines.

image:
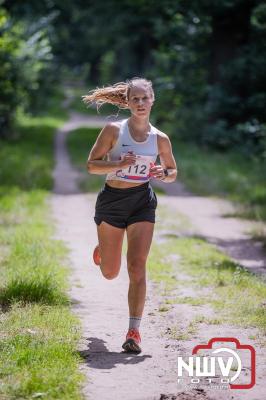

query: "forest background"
xmin=1 ymin=0 xmax=266 ymax=220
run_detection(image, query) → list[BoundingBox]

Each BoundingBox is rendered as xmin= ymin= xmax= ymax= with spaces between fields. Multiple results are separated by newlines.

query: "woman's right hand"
xmin=119 ymin=152 xmax=136 ymax=168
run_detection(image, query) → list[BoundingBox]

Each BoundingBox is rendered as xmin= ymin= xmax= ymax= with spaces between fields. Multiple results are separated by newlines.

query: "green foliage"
xmin=0 ymin=114 xmax=64 ymax=190
xmin=67 ymin=127 xmax=106 ymax=192
xmin=0 ymin=271 xmax=69 ymax=308
xmin=99 ymin=50 xmax=116 ymax=84
xmin=173 ymin=140 xmax=266 ymax=221
xmin=0 ymin=7 xmax=56 ymax=138
xmin=2 ymin=1 xmax=266 ymax=159
xmin=0 ymin=193 xmax=70 ymax=308
xmin=147 ymin=1 xmax=266 ymax=157
xmin=0 ymin=8 xmax=21 ymax=137
xmin=0 ymin=304 xmax=83 ymax=399
xmin=67 ymin=126 xmax=99 ymax=166
xmin=0 ymin=114 xmax=83 ymax=399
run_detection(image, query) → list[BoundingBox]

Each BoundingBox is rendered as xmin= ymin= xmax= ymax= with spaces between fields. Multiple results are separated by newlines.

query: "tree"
xmin=0 ymin=6 xmax=53 ymax=138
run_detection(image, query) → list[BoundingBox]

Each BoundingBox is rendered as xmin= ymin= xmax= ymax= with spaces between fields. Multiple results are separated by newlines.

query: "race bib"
xmin=116 ymin=153 xmax=154 ymax=181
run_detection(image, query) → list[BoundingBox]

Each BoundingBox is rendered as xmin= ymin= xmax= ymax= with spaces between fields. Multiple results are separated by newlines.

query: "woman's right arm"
xmin=87 ymin=123 xmax=136 ymax=175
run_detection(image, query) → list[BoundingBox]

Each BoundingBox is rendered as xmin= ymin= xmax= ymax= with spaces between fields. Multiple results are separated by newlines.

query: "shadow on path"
xmin=79 ymin=337 xmax=152 ymax=370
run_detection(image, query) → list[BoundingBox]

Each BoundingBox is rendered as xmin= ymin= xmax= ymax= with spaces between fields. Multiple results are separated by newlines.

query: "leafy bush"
xmin=0 ymin=8 xmax=54 ymax=138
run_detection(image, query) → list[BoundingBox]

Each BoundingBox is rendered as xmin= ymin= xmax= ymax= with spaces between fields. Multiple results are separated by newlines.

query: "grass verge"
xmin=0 ymin=113 xmax=84 ymax=399
xmin=149 ymin=235 xmax=266 ymax=334
xmin=148 ymin=203 xmax=266 ymax=342
xmin=67 ymin=127 xmax=105 ymax=192
xmin=173 ymin=140 xmax=266 ymax=222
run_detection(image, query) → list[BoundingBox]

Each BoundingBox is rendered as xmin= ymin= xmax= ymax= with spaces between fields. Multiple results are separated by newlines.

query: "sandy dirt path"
xmin=152 ymin=181 xmax=266 ymax=279
xmin=50 ymin=112 xmax=266 ymax=400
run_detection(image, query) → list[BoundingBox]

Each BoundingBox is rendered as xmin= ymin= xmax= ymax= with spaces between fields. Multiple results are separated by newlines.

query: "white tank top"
xmin=106 ymin=119 xmax=158 ymax=183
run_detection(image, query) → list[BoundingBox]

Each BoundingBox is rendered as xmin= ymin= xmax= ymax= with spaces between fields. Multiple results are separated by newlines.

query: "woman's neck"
xmin=128 ymin=115 xmax=150 ymax=135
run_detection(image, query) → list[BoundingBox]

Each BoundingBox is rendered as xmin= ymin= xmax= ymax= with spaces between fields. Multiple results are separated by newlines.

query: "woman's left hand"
xmin=149 ymin=164 xmax=165 ymax=180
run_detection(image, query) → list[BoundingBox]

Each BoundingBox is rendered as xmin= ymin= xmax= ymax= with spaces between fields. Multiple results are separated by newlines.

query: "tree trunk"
xmin=209 ymin=1 xmax=255 ymax=85
xmin=89 ymin=55 xmax=102 ymax=84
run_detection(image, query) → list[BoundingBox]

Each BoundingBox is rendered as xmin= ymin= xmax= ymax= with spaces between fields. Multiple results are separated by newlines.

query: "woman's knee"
xmin=100 ymin=261 xmax=120 ymax=280
xmin=102 ymin=271 xmax=119 ymax=280
xmin=127 ymin=258 xmax=146 ymax=283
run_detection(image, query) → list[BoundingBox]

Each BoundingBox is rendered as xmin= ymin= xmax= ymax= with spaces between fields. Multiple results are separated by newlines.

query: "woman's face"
xmin=127 ymin=85 xmax=154 ymax=118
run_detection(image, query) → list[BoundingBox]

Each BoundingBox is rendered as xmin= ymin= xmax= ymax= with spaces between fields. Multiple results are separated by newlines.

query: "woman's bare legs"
xmin=97 ymin=219 xmax=154 ymax=318
xmin=97 ymin=221 xmax=125 ymax=279
xmin=126 ymin=221 xmax=154 ymax=318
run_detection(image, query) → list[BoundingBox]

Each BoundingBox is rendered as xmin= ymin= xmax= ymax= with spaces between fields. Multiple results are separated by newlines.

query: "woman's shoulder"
xmin=103 ymin=119 xmax=125 ymax=135
xmin=98 ymin=120 xmax=124 ymax=147
xmin=153 ymin=126 xmax=170 ymax=142
xmin=100 ymin=120 xmax=123 ymax=137
xmin=153 ymin=127 xmax=173 ymax=153
xmin=105 ymin=119 xmax=124 ymax=128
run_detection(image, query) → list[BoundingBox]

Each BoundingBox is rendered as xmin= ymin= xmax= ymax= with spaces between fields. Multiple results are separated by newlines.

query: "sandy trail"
xmin=50 ymin=112 xmax=266 ymax=400
xmin=153 ymin=181 xmax=266 ymax=278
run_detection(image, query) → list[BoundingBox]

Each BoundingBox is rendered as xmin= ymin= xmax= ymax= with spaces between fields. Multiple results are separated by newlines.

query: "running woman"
xmin=83 ymin=78 xmax=177 ymax=353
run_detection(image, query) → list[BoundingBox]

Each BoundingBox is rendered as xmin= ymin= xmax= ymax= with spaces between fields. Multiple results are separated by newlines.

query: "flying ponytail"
xmin=82 ymin=78 xmax=154 ymax=110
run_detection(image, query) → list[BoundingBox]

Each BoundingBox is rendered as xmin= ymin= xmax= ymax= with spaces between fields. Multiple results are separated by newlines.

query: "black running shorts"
xmin=94 ymin=181 xmax=157 ymax=229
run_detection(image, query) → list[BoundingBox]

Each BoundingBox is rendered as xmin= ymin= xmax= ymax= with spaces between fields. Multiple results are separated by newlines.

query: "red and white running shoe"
xmin=122 ymin=328 xmax=141 ymax=354
xmin=93 ymin=244 xmax=101 ymax=266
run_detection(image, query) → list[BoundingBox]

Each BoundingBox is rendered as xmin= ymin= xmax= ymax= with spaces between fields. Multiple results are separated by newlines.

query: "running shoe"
xmin=93 ymin=244 xmax=101 ymax=266
xmin=122 ymin=328 xmax=142 ymax=354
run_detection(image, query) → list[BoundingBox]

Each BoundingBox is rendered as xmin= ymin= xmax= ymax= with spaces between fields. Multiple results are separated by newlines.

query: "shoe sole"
xmin=93 ymin=246 xmax=101 ymax=266
xmin=122 ymin=338 xmax=141 ymax=354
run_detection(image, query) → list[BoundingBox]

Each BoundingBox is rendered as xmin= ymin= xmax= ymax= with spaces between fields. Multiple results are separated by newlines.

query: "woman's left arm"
xmin=150 ymin=132 xmax=178 ymax=183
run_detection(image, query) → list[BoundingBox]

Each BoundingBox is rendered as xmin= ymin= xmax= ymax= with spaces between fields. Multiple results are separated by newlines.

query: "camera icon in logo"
xmin=192 ymin=337 xmax=256 ymax=389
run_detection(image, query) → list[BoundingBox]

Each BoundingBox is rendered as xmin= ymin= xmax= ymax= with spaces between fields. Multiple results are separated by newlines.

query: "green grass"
xmin=173 ymin=140 xmax=266 ymax=222
xmin=248 ymin=224 xmax=266 ymax=248
xmin=37 ymin=87 xmax=69 ymax=121
xmin=67 ymin=127 xmax=106 ymax=192
xmin=0 ymin=200 xmax=69 ymax=308
xmin=148 ymin=235 xmax=266 ymax=333
xmin=167 ymin=317 xmax=201 ymax=341
xmin=156 ymin=203 xmax=193 ymax=234
xmin=0 ymin=304 xmax=83 ymax=399
xmin=167 ymin=326 xmax=191 ymax=341
xmin=165 ymin=296 xmax=207 ymax=306
xmin=151 ymin=203 xmax=266 ymax=333
xmin=148 ymin=241 xmax=178 ymax=291
xmin=158 ymin=305 xmax=171 ymax=312
xmin=165 ymin=314 xmax=222 ymax=341
xmin=0 ymin=113 xmax=84 ymax=399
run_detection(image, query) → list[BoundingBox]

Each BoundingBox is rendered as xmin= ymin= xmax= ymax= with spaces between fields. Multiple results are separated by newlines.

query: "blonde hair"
xmin=82 ymin=78 xmax=154 ymax=109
